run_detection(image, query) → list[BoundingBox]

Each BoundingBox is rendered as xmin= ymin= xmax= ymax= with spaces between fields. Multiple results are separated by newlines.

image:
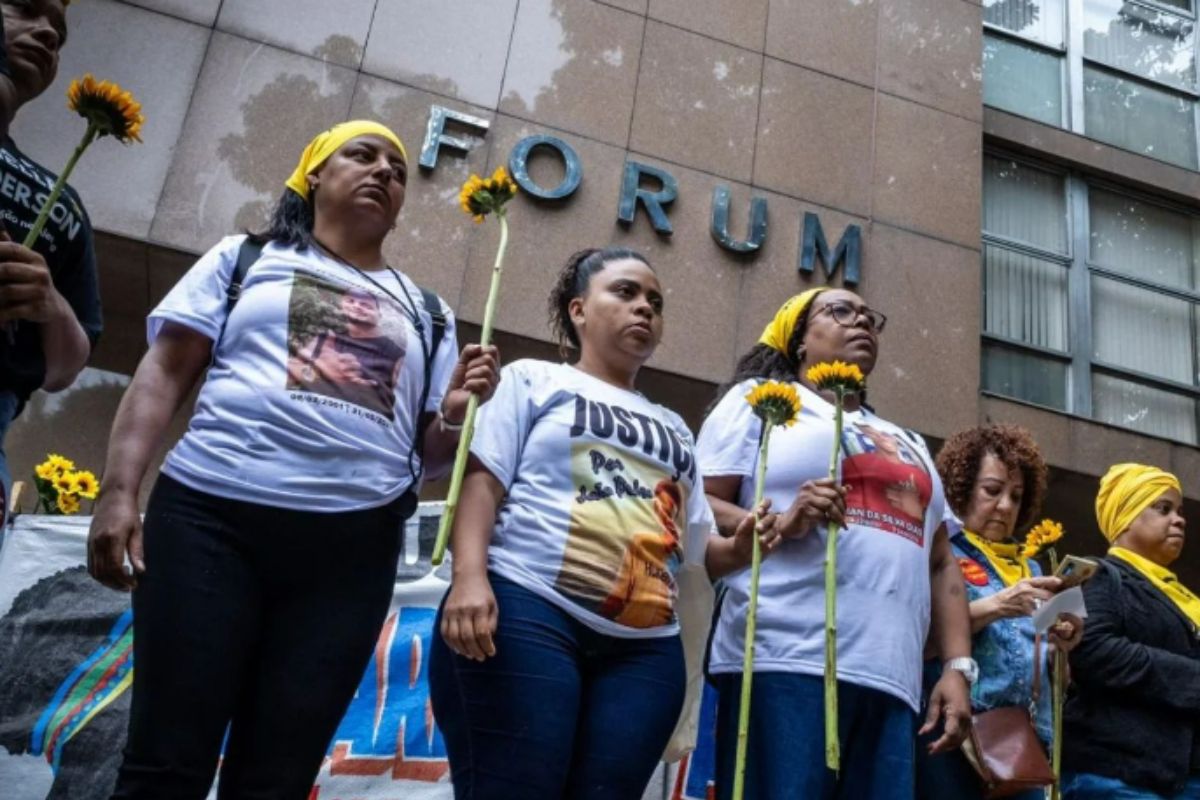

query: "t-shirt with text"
xmin=0 ymin=137 xmax=102 ymax=412
xmin=472 ymin=360 xmax=714 ymax=638
xmin=150 ymin=235 xmax=458 ymax=511
xmin=697 ymin=380 xmax=946 ymax=711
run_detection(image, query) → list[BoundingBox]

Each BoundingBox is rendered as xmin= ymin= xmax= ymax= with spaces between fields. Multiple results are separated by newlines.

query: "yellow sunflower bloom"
xmin=35 ymin=461 xmax=58 ymax=481
xmin=56 ymin=492 xmax=81 ymax=515
xmin=1022 ymin=518 xmax=1065 ymax=560
xmin=67 ymin=74 xmax=145 ymax=143
xmin=745 ymin=380 xmax=802 ymax=428
xmin=53 ymin=471 xmax=77 ymax=495
xmin=47 ymin=453 xmax=75 ymax=474
xmin=71 ymin=470 xmax=100 ymax=500
xmin=805 ymin=361 xmax=866 ymax=394
xmin=458 ymin=166 xmax=517 ymax=222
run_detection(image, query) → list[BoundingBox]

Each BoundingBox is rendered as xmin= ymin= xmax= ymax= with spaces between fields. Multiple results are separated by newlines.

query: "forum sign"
xmin=419 ymin=106 xmax=862 ymax=286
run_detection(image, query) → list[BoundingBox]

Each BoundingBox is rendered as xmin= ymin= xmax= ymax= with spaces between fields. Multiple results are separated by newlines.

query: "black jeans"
xmin=111 ymin=474 xmax=413 ymax=800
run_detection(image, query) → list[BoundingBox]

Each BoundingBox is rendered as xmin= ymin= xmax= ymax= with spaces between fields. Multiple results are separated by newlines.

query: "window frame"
xmin=982 ymin=148 xmax=1200 ymax=442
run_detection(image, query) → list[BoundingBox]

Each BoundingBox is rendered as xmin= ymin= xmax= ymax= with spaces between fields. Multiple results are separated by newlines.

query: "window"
xmin=984 ymin=0 xmax=1200 ymax=170
xmin=983 ymin=152 xmax=1200 ymax=444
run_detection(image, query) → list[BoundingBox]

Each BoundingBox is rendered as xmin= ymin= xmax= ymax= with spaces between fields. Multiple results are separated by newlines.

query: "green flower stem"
xmin=825 ymin=387 xmax=846 ymax=772
xmin=433 ymin=211 xmax=509 ymax=566
xmin=22 ymin=124 xmax=96 ymax=249
xmin=1046 ymin=546 xmax=1063 ymax=800
xmin=1051 ymin=649 xmax=1065 ymax=800
xmin=732 ymin=422 xmax=772 ymax=800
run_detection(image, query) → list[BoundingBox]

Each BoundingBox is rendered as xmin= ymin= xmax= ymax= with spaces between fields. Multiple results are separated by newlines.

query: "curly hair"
xmin=935 ymin=424 xmax=1048 ymax=535
xmin=547 ymin=247 xmax=652 ymax=357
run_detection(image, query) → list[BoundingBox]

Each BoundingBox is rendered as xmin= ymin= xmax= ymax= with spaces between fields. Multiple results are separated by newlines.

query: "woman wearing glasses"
xmin=696 ymin=287 xmax=974 ymax=800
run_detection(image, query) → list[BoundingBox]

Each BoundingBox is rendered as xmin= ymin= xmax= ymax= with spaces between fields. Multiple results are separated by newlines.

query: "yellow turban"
xmin=758 ymin=288 xmax=828 ymax=355
xmin=284 ymin=120 xmax=407 ymax=203
xmin=1095 ymin=463 xmax=1182 ymax=543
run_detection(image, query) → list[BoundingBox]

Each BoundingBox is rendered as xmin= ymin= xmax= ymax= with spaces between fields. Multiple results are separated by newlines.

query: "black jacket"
xmin=1063 ymin=556 xmax=1200 ymax=795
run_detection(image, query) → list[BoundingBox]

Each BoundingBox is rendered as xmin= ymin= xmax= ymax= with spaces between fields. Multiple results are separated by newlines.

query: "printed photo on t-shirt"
xmin=555 ymin=394 xmax=694 ymax=628
xmin=284 ymin=274 xmax=408 ymax=420
xmin=840 ymin=423 xmax=933 ymax=545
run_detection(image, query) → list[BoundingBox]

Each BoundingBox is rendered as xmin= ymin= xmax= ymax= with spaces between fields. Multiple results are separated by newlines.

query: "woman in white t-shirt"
xmin=696 ymin=287 xmax=975 ymax=800
xmin=428 ymin=247 xmax=754 ymax=800
xmin=85 ymin=121 xmax=499 ymax=799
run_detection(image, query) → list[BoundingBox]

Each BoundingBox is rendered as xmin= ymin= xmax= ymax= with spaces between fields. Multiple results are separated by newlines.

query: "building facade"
xmin=6 ymin=0 xmax=1197 ymax=574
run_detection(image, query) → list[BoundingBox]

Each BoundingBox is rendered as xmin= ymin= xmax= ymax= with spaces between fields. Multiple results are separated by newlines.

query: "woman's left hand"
xmin=920 ymin=669 xmax=974 ymax=754
xmin=442 ymin=344 xmax=501 ymax=422
xmin=1049 ymin=612 xmax=1084 ymax=653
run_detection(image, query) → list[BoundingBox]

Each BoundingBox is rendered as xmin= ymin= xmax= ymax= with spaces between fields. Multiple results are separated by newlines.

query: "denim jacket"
xmin=923 ymin=531 xmax=1053 ymax=744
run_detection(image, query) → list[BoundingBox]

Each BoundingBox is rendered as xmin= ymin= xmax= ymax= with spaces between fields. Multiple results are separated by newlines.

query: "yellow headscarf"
xmin=284 ymin=120 xmax=408 ymax=203
xmin=758 ymin=288 xmax=828 ymax=355
xmin=1095 ymin=462 xmax=1182 ymax=543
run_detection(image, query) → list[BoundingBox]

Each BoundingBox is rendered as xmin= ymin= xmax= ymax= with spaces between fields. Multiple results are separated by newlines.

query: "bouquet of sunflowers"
xmin=32 ymin=453 xmax=98 ymax=515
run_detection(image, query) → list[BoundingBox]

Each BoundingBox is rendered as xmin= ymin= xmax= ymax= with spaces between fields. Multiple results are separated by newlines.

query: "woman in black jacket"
xmin=1063 ymin=462 xmax=1199 ymax=799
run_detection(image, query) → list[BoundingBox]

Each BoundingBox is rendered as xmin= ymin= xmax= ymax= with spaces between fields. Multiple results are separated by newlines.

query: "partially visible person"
xmin=0 ymin=0 xmax=99 ymax=525
xmin=87 ymin=120 xmax=499 ymax=799
xmin=916 ymin=424 xmax=1084 ymax=800
xmin=696 ymin=287 xmax=974 ymax=800
xmin=1062 ymin=463 xmax=1199 ymax=800
xmin=429 ymin=247 xmax=725 ymax=799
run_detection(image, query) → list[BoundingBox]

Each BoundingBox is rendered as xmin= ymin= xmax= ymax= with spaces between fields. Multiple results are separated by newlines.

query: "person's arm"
xmin=0 ymin=234 xmax=91 ymax=390
xmin=1069 ymin=564 xmax=1200 ymax=712
xmin=705 ymin=499 xmax=774 ymax=580
xmin=421 ymin=343 xmax=500 ymax=480
xmin=439 ymin=458 xmax=504 ymax=661
xmin=919 ymin=524 xmax=974 ymax=754
xmin=968 ymin=575 xmax=1063 ymax=634
xmin=87 ymin=322 xmax=213 ymax=591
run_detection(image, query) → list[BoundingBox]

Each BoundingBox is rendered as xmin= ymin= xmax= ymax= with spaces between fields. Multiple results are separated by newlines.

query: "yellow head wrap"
xmin=1095 ymin=462 xmax=1182 ymax=543
xmin=757 ymin=288 xmax=828 ymax=355
xmin=284 ymin=120 xmax=408 ymax=203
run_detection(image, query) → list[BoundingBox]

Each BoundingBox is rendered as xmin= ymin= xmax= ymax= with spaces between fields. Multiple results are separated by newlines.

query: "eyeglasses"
xmin=815 ymin=302 xmax=887 ymax=334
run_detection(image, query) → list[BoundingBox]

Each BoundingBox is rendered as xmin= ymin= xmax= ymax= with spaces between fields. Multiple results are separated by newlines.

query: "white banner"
xmin=0 ymin=510 xmax=716 ymax=800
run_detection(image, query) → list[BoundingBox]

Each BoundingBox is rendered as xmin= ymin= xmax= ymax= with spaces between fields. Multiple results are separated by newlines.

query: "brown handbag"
xmin=959 ymin=635 xmax=1056 ymax=799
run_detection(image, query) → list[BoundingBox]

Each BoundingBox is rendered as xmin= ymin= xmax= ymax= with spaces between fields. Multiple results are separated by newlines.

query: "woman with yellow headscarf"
xmin=1062 ymin=463 xmax=1198 ymax=800
xmin=695 ymin=286 xmax=974 ymax=799
xmin=89 ymin=120 xmax=500 ymax=798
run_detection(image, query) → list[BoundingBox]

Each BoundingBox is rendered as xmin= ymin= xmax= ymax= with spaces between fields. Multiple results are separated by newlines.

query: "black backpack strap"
xmin=226 ymin=239 xmax=264 ymax=314
xmin=418 ymin=286 xmax=446 ymax=357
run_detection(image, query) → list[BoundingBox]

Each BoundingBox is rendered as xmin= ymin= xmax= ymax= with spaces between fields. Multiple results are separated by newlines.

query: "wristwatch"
xmin=944 ymin=656 xmax=979 ymax=686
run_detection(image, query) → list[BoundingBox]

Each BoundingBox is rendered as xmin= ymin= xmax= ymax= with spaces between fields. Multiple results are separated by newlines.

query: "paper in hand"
xmin=1033 ymin=585 xmax=1087 ymax=633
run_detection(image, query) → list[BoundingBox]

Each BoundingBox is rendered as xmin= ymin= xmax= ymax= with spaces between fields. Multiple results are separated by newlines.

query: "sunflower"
xmin=71 ymin=470 xmax=100 ymax=500
xmin=1022 ymin=518 xmax=1065 ymax=560
xmin=56 ymin=491 xmax=80 ymax=515
xmin=745 ymin=380 xmax=802 ymax=428
xmin=458 ymin=165 xmax=517 ymax=223
xmin=46 ymin=453 xmax=75 ymax=474
xmin=67 ymin=74 xmax=145 ymax=143
xmin=34 ymin=460 xmax=58 ymax=481
xmin=805 ymin=361 xmax=866 ymax=394
xmin=53 ymin=471 xmax=77 ymax=495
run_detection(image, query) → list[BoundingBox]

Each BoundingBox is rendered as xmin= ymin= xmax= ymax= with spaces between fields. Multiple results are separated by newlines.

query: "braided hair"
xmin=547 ymin=247 xmax=652 ymax=358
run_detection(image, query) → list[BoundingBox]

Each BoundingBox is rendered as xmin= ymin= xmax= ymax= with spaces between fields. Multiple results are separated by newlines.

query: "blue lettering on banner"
xmin=326 ymin=606 xmax=448 ymax=781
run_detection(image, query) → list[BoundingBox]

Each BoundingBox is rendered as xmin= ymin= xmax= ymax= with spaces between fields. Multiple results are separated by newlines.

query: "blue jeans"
xmin=428 ymin=571 xmax=686 ymax=800
xmin=0 ymin=390 xmax=18 ymax=530
xmin=713 ymin=672 xmax=917 ymax=800
xmin=1063 ymin=773 xmax=1200 ymax=799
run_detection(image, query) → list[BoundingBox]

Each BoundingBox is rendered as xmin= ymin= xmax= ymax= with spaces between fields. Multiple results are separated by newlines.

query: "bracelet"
xmin=438 ymin=411 xmax=464 ymax=433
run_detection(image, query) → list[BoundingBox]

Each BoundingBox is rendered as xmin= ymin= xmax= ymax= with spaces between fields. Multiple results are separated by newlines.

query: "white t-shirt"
xmin=697 ymin=380 xmax=945 ymax=711
xmin=149 ymin=235 xmax=459 ymax=512
xmin=472 ymin=360 xmax=714 ymax=639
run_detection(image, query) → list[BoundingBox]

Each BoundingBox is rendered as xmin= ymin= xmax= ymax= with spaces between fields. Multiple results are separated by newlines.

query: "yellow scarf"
xmin=757 ymin=288 xmax=827 ymax=355
xmin=285 ymin=120 xmax=408 ymax=202
xmin=1109 ymin=547 xmax=1200 ymax=632
xmin=963 ymin=529 xmax=1032 ymax=587
xmin=1095 ymin=463 xmax=1181 ymax=543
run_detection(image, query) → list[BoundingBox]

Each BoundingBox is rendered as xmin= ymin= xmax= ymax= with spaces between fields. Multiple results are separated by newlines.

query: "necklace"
xmin=311 ymin=237 xmax=423 ymax=335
